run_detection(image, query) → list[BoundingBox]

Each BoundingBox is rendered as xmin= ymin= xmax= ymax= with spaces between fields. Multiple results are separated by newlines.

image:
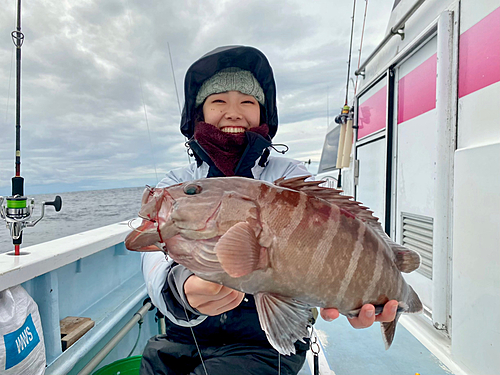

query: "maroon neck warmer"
xmin=194 ymin=122 xmax=269 ymax=176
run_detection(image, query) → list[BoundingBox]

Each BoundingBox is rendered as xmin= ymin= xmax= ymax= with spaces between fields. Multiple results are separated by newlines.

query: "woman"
xmin=140 ymin=45 xmax=397 ymax=375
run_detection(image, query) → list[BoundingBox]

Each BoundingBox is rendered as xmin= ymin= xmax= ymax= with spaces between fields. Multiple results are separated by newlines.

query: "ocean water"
xmin=0 ymin=186 xmax=145 ymax=254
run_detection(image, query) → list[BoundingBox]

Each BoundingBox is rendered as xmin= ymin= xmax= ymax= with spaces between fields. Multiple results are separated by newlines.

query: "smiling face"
xmin=202 ymin=91 xmax=261 ymax=134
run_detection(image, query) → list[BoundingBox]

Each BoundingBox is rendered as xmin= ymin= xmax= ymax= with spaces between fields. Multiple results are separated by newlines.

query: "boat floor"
xmin=298 ymin=316 xmax=454 ymax=375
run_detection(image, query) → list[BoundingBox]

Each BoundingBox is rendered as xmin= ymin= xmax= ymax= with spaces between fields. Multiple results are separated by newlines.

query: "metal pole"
xmin=355 ymin=0 xmax=426 ymax=76
xmin=77 ymin=302 xmax=152 ymax=375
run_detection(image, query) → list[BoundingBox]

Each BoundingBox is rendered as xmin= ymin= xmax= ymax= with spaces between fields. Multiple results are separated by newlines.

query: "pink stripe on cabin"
xmin=398 ymin=54 xmax=437 ymax=124
xmin=357 ymin=85 xmax=387 ymax=139
xmin=459 ymin=6 xmax=500 ymax=98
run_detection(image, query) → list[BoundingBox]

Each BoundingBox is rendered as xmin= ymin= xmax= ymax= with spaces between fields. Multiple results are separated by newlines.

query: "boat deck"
xmin=298 ymin=316 xmax=453 ymax=375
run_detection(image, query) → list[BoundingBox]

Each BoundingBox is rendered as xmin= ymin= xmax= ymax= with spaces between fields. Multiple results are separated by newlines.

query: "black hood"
xmin=180 ymin=45 xmax=278 ymax=139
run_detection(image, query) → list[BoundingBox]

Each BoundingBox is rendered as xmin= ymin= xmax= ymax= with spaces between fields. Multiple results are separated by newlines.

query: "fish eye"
xmin=183 ymin=184 xmax=202 ymax=195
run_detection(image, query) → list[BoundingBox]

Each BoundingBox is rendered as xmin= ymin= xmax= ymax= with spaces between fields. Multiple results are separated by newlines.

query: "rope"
xmin=354 ymin=0 xmax=369 ymax=95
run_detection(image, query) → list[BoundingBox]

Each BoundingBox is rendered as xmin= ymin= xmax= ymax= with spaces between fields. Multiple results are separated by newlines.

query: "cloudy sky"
xmin=0 ymin=0 xmax=393 ymax=195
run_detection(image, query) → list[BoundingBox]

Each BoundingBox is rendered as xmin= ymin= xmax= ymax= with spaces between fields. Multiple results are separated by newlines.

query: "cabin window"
xmin=317 ymin=125 xmax=341 ymax=173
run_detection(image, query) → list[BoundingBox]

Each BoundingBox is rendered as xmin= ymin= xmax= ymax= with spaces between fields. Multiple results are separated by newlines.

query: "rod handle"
xmin=45 ymin=196 xmax=62 ymax=212
xmin=12 ymin=176 xmax=24 ymax=196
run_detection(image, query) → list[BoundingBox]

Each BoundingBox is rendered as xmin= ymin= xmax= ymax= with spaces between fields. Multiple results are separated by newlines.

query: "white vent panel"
xmin=401 ymin=213 xmax=433 ymax=279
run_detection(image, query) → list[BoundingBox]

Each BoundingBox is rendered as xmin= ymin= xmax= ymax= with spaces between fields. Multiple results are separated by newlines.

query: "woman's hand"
xmin=320 ymin=300 xmax=399 ymax=328
xmin=184 ymin=275 xmax=245 ymax=316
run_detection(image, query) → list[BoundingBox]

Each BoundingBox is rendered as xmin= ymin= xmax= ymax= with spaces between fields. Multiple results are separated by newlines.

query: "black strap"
xmin=310 ymin=329 xmax=320 ymax=375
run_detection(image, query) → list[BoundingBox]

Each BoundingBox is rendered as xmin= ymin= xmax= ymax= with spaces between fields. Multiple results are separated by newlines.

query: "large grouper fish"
xmin=125 ymin=176 xmax=423 ymax=355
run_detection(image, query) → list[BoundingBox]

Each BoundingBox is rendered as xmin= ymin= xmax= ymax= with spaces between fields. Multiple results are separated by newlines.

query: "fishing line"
xmin=182 ymin=303 xmax=209 ymax=375
xmin=344 ymin=0 xmax=357 ymax=106
xmin=127 ymin=217 xmax=144 ymax=233
xmin=336 ymin=0 xmax=358 ymax=190
xmin=166 ymin=42 xmax=191 ymax=164
xmin=354 ymin=0 xmax=369 ymax=95
xmin=4 ymin=0 xmax=15 ymax=124
xmin=126 ymin=318 xmax=143 ymax=357
xmin=167 ymin=42 xmax=182 ymax=116
xmin=4 ymin=45 xmax=14 ymax=124
xmin=123 ymin=0 xmax=159 ymax=185
xmin=138 ymin=78 xmax=159 ymax=184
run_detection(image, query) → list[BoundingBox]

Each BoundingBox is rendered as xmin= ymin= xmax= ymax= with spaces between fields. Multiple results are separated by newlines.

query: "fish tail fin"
xmin=381 ymin=313 xmax=400 ymax=350
xmin=381 ymin=286 xmax=423 ymax=349
xmin=405 ymin=285 xmax=424 ymax=314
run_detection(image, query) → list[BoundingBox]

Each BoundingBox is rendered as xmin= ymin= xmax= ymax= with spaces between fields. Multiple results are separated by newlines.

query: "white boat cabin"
xmin=317 ymin=1 xmax=500 ymax=374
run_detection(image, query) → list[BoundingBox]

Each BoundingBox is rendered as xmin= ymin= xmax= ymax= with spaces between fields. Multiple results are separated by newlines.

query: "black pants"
xmin=140 ymin=334 xmax=307 ymax=375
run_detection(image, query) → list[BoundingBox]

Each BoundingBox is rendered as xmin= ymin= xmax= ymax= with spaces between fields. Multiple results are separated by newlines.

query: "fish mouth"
xmin=125 ymin=188 xmax=184 ymax=252
xmin=125 ymin=218 xmax=162 ymax=251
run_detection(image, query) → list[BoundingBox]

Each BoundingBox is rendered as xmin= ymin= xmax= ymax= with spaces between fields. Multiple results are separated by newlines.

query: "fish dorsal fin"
xmin=368 ymin=221 xmax=421 ymax=273
xmin=274 ymin=175 xmax=379 ymax=223
xmin=254 ymin=292 xmax=312 ymax=355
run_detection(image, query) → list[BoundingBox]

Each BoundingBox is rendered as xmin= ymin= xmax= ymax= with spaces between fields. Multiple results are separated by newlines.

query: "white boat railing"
xmin=0 ymin=221 xmax=159 ymax=374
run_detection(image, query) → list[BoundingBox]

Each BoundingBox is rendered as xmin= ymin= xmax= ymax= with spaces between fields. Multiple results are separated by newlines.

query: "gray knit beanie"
xmin=195 ymin=67 xmax=265 ymax=107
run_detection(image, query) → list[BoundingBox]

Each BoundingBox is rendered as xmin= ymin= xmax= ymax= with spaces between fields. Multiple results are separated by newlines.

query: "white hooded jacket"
xmin=141 ymin=156 xmax=310 ymax=327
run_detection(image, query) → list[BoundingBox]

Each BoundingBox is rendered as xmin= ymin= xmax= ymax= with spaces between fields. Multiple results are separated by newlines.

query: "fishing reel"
xmin=0 ymin=178 xmax=62 ymax=246
xmin=334 ymin=105 xmax=354 ymax=125
xmin=0 ymin=195 xmax=62 ymax=242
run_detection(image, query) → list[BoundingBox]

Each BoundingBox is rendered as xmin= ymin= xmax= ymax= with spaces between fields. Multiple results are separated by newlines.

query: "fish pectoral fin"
xmin=393 ymin=247 xmax=422 ymax=273
xmin=254 ymin=293 xmax=312 ymax=356
xmin=215 ymin=221 xmax=268 ymax=278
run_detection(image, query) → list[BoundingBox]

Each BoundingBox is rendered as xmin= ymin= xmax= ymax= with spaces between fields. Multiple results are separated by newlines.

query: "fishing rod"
xmin=334 ymin=0 xmax=358 ymax=188
xmin=354 ymin=0 xmax=369 ymax=96
xmin=0 ymin=0 xmax=62 ymax=256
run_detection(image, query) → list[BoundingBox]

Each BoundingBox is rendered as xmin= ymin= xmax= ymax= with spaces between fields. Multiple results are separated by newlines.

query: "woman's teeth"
xmin=221 ymin=127 xmax=246 ymax=134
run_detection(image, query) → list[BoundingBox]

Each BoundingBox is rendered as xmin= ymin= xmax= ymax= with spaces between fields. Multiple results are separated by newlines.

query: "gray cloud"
xmin=0 ymin=0 xmax=393 ymax=194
